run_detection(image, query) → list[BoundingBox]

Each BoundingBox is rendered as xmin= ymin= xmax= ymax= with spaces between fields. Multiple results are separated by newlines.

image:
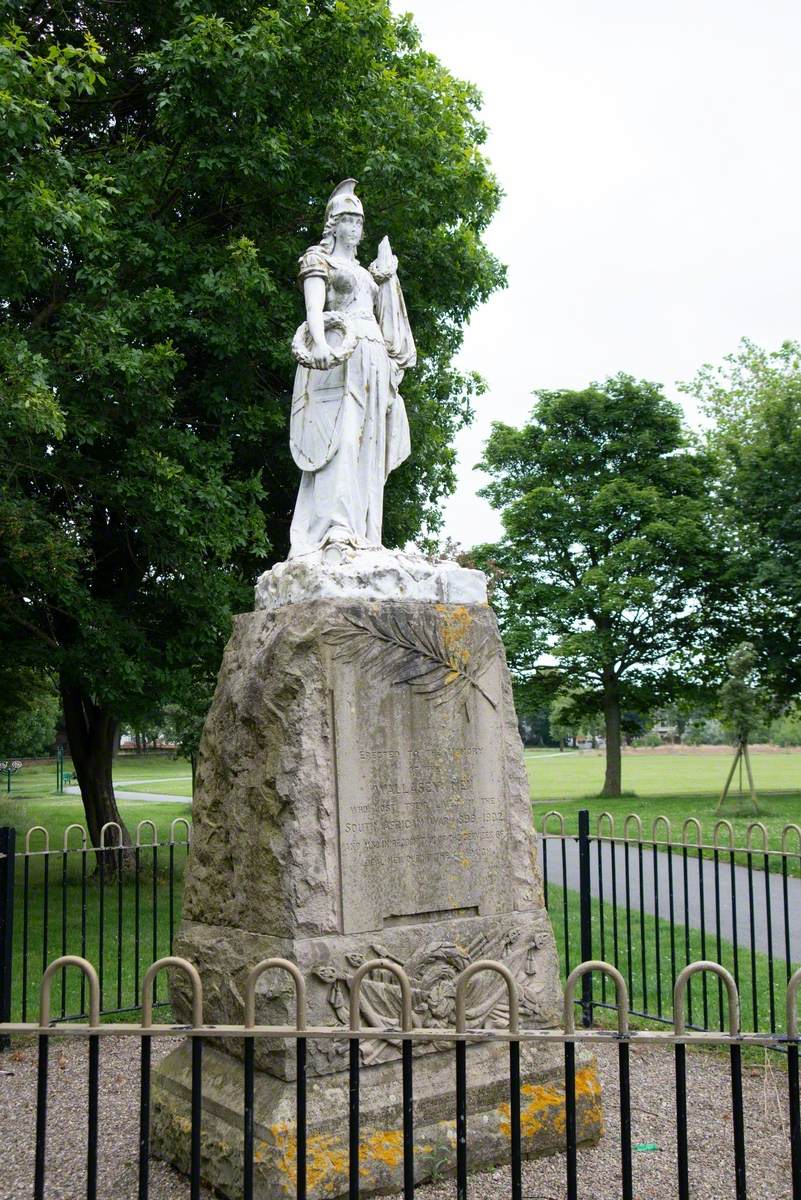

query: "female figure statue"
xmin=289 ymin=179 xmax=416 ymax=558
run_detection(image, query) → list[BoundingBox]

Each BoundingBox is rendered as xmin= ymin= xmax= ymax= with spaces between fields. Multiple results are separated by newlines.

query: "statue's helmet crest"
xmin=325 ymin=178 xmax=364 ymax=222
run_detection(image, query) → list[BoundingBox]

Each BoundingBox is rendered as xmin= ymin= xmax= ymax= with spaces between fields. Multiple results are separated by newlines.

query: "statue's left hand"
xmin=370 ymin=259 xmax=398 ymax=284
xmin=370 ymin=235 xmax=398 ymax=283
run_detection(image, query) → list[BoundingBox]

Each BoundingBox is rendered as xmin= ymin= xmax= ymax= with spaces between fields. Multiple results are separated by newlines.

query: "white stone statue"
xmin=254 ymin=180 xmax=487 ymax=609
xmin=288 ymin=178 xmax=417 ymax=559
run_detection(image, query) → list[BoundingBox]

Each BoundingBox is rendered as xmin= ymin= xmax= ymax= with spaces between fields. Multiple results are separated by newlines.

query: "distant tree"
xmin=769 ymin=709 xmax=801 ymax=747
xmin=683 ymin=339 xmax=801 ymax=703
xmin=475 ymin=375 xmax=720 ymax=797
xmin=682 ymin=716 xmax=727 ymax=746
xmin=0 ymin=3 xmax=504 ymax=853
xmin=516 ymin=708 xmax=555 ymax=748
xmin=548 ymin=691 xmax=580 ymax=750
xmin=0 ymin=668 xmax=59 ymax=757
xmin=716 ymin=642 xmax=768 ymax=813
xmin=162 ymin=671 xmax=217 ymax=791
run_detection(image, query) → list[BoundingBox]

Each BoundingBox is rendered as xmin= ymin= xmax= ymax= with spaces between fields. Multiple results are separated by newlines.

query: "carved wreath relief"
xmin=312 ymin=919 xmax=559 ymax=1066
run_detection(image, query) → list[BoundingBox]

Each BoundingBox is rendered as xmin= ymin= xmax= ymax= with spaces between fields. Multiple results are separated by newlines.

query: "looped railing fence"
xmin=2 ymin=952 xmax=800 ymax=1200
xmin=3 ymin=805 xmax=801 ymax=1044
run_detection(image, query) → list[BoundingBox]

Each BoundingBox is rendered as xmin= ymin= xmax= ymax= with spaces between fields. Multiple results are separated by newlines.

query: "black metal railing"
xmin=540 ymin=809 xmax=801 ymax=1035
xmin=1 ymin=953 xmax=799 ymax=1199
xmin=0 ymin=820 xmax=191 ymax=1023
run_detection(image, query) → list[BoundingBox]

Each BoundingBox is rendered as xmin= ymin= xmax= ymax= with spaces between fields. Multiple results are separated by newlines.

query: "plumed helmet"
xmin=325 ymin=178 xmax=364 ymax=222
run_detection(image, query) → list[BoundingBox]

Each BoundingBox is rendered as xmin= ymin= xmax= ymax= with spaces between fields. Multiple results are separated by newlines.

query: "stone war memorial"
xmin=151 ymin=180 xmax=602 ymax=1196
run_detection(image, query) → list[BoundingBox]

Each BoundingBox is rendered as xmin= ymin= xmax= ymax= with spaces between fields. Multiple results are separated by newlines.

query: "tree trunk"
xmin=601 ymin=675 xmax=622 ymax=797
xmin=60 ymin=680 xmax=131 ymax=874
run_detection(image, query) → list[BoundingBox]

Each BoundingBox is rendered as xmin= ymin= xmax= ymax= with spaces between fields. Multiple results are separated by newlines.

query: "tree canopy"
xmin=475 ymin=375 xmax=720 ymax=797
xmin=0 ymin=1 xmax=505 ymax=844
xmin=684 ymin=339 xmax=801 ymax=705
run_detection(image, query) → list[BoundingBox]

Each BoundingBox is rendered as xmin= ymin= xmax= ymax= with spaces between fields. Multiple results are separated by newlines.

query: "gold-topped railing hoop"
xmin=651 ymin=814 xmax=672 ymax=845
xmin=40 ymin=955 xmax=100 ymax=1028
xmin=244 ymin=958 xmax=307 ymax=1031
xmin=136 ymin=819 xmax=158 ymax=848
xmin=141 ymin=956 xmax=203 ymax=1028
xmin=62 ymin=823 xmax=88 ymax=852
xmin=712 ymin=819 xmax=735 ymax=851
xmin=25 ymin=825 xmax=49 ymax=854
xmin=623 ymin=813 xmax=643 ymax=842
xmin=170 ymin=816 xmax=191 ymax=845
xmin=745 ymin=821 xmax=769 ymax=854
xmin=455 ymin=960 xmax=520 ymax=1035
xmin=349 ymin=959 xmax=413 ymax=1032
xmin=782 ymin=824 xmax=801 ymax=857
xmin=596 ymin=811 xmax=615 ymax=839
xmin=674 ymin=961 xmax=739 ymax=1036
xmin=100 ymin=820 xmax=124 ymax=850
xmin=786 ymin=968 xmax=801 ymax=1041
xmin=541 ymin=810 xmax=565 ymax=836
xmin=564 ymin=961 xmax=629 ymax=1035
xmin=681 ymin=817 xmax=702 ymax=848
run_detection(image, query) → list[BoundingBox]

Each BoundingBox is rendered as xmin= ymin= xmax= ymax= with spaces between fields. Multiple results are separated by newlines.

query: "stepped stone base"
xmin=169 ymin=909 xmax=564 ymax=1080
xmin=151 ymin=1039 xmax=602 ymax=1199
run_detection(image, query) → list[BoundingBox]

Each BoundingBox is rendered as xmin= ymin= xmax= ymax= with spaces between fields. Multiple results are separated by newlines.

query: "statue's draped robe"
xmin=289 ymin=248 xmax=416 ymax=556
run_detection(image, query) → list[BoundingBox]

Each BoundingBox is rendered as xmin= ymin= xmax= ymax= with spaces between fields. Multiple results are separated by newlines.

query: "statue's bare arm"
xmin=303 ymin=276 xmax=333 ymax=370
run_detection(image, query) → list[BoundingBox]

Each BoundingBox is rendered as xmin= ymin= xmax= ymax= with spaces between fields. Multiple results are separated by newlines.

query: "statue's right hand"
xmin=311 ymin=341 xmax=334 ymax=370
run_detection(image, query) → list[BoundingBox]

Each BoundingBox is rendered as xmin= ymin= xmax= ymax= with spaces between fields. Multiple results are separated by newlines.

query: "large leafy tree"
xmin=476 ymin=376 xmax=719 ymax=797
xmin=683 ymin=339 xmax=801 ymax=705
xmin=0 ymin=1 xmax=504 ymax=849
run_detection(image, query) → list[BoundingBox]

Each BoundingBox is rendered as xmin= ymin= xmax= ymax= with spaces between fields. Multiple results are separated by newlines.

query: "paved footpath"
xmin=542 ymin=834 xmax=801 ymax=962
xmin=63 ymin=785 xmax=190 ymax=805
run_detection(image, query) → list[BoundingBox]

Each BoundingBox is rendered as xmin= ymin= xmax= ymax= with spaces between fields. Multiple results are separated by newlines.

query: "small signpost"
xmin=0 ymin=760 xmax=22 ymax=795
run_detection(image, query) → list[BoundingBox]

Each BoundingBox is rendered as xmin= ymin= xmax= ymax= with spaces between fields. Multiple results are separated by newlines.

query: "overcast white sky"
xmin=390 ymin=0 xmax=801 ymax=545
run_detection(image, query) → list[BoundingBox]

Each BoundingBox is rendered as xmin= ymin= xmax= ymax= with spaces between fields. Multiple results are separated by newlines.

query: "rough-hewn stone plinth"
xmin=153 ymin=1040 xmax=601 ymax=1198
xmin=150 ymin=599 xmax=602 ymax=1195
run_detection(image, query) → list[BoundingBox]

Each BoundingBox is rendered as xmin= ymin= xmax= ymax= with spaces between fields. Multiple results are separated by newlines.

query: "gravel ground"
xmin=0 ymin=1037 xmax=214 ymax=1200
xmin=415 ymin=1042 xmax=795 ymax=1200
xmin=0 ymin=1035 xmax=794 ymax=1198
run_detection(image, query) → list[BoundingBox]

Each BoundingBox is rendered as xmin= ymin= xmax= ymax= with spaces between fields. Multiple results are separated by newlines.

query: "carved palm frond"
xmin=325 ymin=611 xmax=497 ymax=709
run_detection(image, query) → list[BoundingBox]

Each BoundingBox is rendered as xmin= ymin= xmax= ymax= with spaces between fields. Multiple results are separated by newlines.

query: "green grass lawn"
xmin=0 ymin=757 xmax=193 ymax=1022
xmin=115 ymin=777 xmax=193 ymax=797
xmin=2 ymin=797 xmax=192 ymax=853
xmin=0 ymin=754 xmax=193 ymax=833
xmin=526 ymin=748 xmax=801 ymax=865
xmin=3 ymin=797 xmax=192 ymax=1024
xmin=547 ymin=881 xmax=793 ymax=1040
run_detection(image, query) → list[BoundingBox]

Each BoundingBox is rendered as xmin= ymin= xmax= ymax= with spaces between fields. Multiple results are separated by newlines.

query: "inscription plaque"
xmin=333 ymin=657 xmax=514 ymax=934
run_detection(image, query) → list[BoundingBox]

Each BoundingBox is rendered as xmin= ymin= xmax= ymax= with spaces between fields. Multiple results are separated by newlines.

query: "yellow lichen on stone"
xmin=435 ymin=604 xmax=474 ymax=672
xmin=362 ymin=1129 xmax=404 ymax=1169
xmin=497 ymin=1065 xmax=602 ymax=1141
xmin=269 ymin=1122 xmax=349 ymax=1195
